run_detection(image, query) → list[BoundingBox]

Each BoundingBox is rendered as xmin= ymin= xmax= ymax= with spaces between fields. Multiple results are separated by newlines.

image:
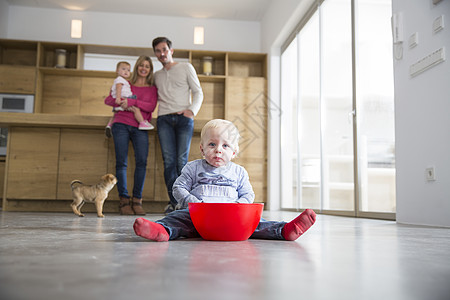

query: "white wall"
xmin=261 ymin=0 xmax=315 ymax=52
xmin=0 ymin=0 xmax=8 ymax=37
xmin=5 ymin=5 xmax=261 ymax=53
xmin=393 ymin=0 xmax=450 ymax=227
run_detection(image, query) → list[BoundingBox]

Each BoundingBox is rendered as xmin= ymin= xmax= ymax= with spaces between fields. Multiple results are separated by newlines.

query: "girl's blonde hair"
xmin=116 ymin=61 xmax=130 ymax=71
xmin=200 ymin=119 xmax=241 ymax=155
xmin=130 ymin=55 xmax=154 ymax=86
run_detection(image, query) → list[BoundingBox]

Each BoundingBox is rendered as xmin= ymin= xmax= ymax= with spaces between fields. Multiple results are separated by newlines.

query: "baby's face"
xmin=117 ymin=63 xmax=131 ymax=79
xmin=200 ymin=128 xmax=236 ymax=168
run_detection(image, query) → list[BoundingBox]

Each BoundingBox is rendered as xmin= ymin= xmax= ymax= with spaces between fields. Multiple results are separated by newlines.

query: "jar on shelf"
xmin=202 ymin=56 xmax=213 ymax=76
xmin=55 ymin=49 xmax=67 ymax=68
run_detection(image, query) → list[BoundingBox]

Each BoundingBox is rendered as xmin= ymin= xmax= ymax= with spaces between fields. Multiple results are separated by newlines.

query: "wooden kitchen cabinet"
xmin=37 ymin=68 xmax=114 ymax=115
xmin=195 ymin=77 xmax=225 ymax=122
xmin=5 ymin=127 xmax=60 ymax=200
xmin=0 ymin=39 xmax=37 ymax=66
xmin=225 ymin=77 xmax=267 ymax=203
xmin=57 ymin=128 xmax=110 ymax=200
xmin=0 ymin=40 xmax=37 ymax=94
xmin=0 ymin=159 xmax=5 ymax=204
xmin=0 ymin=65 xmax=36 ymax=94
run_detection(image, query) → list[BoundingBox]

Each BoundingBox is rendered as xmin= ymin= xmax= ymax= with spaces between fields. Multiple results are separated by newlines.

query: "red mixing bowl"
xmin=188 ymin=202 xmax=264 ymax=241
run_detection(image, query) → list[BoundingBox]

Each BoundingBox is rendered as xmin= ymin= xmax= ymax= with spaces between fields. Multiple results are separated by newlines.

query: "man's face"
xmin=154 ymin=42 xmax=174 ymax=66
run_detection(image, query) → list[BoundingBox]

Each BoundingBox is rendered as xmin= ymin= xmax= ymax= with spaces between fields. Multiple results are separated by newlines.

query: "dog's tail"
xmin=70 ymin=180 xmax=83 ymax=190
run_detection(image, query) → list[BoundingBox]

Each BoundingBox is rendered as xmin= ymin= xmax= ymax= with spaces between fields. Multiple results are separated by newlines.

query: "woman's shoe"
xmin=131 ymin=197 xmax=146 ymax=215
xmin=119 ymin=196 xmax=134 ymax=215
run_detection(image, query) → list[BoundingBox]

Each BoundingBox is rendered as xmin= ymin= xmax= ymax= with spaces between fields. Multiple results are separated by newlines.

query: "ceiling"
xmin=6 ymin=0 xmax=273 ymax=21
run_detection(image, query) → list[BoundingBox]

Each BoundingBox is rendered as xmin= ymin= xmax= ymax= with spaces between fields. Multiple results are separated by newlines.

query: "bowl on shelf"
xmin=188 ymin=202 xmax=264 ymax=241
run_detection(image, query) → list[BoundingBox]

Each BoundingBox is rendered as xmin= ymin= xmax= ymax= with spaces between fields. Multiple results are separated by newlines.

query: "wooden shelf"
xmin=228 ymin=52 xmax=267 ymax=77
xmin=38 ymin=67 xmax=116 ymax=78
xmin=38 ymin=42 xmax=78 ymax=69
xmin=197 ymin=75 xmax=226 ymax=82
xmin=0 ymin=39 xmax=38 ymax=66
xmin=80 ymin=44 xmax=151 ymax=57
xmin=191 ymin=50 xmax=226 ymax=76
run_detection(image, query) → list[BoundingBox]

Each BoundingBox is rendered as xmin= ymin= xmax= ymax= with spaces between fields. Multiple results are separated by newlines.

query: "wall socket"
xmin=425 ymin=166 xmax=436 ymax=181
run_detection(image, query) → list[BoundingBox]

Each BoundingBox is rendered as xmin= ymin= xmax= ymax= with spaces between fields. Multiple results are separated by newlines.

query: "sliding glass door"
xmin=298 ymin=12 xmax=321 ymax=210
xmin=280 ymin=36 xmax=299 ymax=209
xmin=355 ymin=0 xmax=396 ymax=216
xmin=280 ymin=0 xmax=395 ymax=219
xmin=321 ymin=0 xmax=354 ymax=212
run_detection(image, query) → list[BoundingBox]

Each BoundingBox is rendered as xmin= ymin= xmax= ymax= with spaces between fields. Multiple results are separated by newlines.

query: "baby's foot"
xmin=282 ymin=209 xmax=316 ymax=241
xmin=133 ymin=218 xmax=169 ymax=242
xmin=105 ymin=126 xmax=112 ymax=138
xmin=138 ymin=121 xmax=154 ymax=130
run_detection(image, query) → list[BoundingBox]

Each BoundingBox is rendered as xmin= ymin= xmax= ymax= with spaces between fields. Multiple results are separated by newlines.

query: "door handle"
xmin=348 ymin=109 xmax=356 ymax=123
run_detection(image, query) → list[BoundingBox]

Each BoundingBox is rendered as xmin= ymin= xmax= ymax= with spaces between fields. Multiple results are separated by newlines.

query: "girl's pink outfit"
xmin=104 ymin=85 xmax=158 ymax=127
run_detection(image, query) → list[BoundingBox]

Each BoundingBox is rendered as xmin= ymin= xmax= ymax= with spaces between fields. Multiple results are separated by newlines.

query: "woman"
xmin=104 ymin=55 xmax=157 ymax=215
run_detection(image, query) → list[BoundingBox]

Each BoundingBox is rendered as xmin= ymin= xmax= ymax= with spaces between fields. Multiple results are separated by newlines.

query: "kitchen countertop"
xmin=0 ymin=112 xmax=111 ymax=129
xmin=0 ymin=112 xmax=205 ymax=131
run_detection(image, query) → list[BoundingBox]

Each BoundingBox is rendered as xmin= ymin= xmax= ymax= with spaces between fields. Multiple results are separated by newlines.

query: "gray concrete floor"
xmin=0 ymin=210 xmax=450 ymax=300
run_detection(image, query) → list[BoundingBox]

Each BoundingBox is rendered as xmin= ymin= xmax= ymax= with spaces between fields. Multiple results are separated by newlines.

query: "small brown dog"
xmin=70 ymin=174 xmax=117 ymax=218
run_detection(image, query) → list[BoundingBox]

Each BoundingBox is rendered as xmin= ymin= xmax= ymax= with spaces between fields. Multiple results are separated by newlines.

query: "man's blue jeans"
xmin=157 ymin=114 xmax=194 ymax=207
xmin=112 ymin=122 xmax=149 ymax=199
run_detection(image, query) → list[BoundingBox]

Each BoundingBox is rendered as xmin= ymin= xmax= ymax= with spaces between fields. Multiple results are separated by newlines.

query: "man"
xmin=152 ymin=37 xmax=204 ymax=214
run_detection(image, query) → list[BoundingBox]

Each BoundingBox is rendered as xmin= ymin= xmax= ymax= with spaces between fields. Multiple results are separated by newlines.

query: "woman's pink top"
xmin=105 ymin=85 xmax=158 ymax=128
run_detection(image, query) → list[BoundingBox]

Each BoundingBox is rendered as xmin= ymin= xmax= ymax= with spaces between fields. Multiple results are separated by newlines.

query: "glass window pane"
xmin=280 ymin=37 xmax=298 ymax=209
xmin=355 ymin=0 xmax=396 ymax=213
xmin=279 ymin=0 xmax=395 ymax=216
xmin=299 ymin=12 xmax=321 ymax=210
xmin=321 ymin=0 xmax=354 ymax=211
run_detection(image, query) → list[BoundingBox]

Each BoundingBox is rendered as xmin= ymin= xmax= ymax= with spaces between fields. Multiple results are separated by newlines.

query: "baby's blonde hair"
xmin=200 ymin=119 xmax=241 ymax=155
xmin=116 ymin=61 xmax=130 ymax=71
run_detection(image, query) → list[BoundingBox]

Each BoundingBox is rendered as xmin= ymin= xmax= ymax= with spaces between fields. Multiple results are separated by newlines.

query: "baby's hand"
xmin=120 ymin=98 xmax=128 ymax=110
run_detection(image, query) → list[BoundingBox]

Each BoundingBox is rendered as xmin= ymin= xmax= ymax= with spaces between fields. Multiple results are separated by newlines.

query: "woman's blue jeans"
xmin=112 ymin=122 xmax=149 ymax=199
xmin=157 ymin=114 xmax=194 ymax=207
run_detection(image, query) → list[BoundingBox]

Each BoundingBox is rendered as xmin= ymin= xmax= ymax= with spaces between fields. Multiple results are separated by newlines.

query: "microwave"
xmin=0 ymin=93 xmax=34 ymax=113
xmin=0 ymin=94 xmax=34 ymax=155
